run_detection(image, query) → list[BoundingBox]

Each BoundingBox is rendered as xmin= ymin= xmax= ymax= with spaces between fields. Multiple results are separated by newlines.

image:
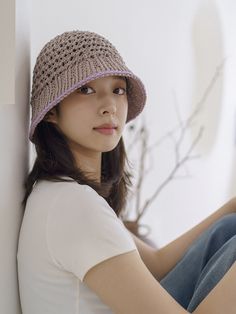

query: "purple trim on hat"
xmin=29 ymin=69 xmax=146 ymax=141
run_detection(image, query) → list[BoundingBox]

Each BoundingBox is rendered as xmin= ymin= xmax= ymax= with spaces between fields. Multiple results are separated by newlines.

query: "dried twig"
xmin=136 ymin=126 xmax=204 ymax=221
xmin=124 ymin=59 xmax=225 ymax=223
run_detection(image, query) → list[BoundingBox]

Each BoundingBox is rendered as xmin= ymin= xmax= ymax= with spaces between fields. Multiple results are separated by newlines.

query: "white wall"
xmin=29 ymin=0 xmax=236 ymax=248
xmin=0 ymin=0 xmax=30 ymax=313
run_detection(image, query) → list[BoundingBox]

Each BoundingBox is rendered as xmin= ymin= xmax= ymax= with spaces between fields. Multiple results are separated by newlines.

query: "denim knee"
xmin=160 ymin=214 xmax=236 ymax=312
xmin=223 ymin=234 xmax=236 ymax=257
xmin=208 ymin=213 xmax=236 ymax=240
xmin=214 ymin=212 xmax=236 ymax=227
xmin=187 ymin=234 xmax=236 ymax=313
xmin=194 ymin=233 xmax=236 ymax=293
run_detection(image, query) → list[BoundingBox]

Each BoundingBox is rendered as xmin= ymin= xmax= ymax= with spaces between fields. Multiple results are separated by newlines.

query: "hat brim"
xmin=29 ymin=66 xmax=146 ymax=142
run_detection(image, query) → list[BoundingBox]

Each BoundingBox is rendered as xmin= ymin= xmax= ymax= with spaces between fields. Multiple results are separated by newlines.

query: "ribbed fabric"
xmin=29 ymin=30 xmax=147 ymax=143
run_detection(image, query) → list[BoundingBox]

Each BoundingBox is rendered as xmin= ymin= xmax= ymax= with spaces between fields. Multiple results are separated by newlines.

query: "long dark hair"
xmin=21 ymin=103 xmax=134 ymax=218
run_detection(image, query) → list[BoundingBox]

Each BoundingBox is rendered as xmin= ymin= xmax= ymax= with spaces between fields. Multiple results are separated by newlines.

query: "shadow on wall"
xmin=191 ymin=0 xmax=224 ymax=155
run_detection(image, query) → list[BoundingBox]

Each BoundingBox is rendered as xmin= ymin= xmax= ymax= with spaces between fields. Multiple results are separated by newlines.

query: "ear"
xmin=43 ymin=108 xmax=58 ymax=124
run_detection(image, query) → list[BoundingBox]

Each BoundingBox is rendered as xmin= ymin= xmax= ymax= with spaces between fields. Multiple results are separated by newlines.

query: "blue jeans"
xmin=159 ymin=213 xmax=236 ymax=312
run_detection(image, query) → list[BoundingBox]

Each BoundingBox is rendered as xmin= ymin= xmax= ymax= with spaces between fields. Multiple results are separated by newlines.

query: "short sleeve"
xmin=47 ymin=183 xmax=138 ymax=282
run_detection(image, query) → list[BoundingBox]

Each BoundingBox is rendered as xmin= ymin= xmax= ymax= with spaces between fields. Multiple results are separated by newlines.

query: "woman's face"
xmin=45 ymin=75 xmax=128 ymax=155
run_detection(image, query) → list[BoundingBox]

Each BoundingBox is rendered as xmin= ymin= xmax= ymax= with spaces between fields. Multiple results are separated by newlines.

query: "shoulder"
xmin=40 ymin=178 xmax=115 ymax=219
xmin=56 ymin=180 xmax=105 ymax=205
xmin=34 ymin=177 xmax=97 ymax=200
xmin=29 ymin=177 xmax=105 ymax=214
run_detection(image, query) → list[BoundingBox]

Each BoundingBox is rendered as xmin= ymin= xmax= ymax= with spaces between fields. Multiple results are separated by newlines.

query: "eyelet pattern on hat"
xmin=29 ymin=30 xmax=147 ymax=143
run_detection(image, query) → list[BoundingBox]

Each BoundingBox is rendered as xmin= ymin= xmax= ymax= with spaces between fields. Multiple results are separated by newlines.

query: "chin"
xmin=101 ymin=143 xmax=119 ymax=152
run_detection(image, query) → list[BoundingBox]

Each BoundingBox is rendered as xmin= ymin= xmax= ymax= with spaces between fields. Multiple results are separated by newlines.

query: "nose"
xmin=99 ymin=95 xmax=117 ymax=116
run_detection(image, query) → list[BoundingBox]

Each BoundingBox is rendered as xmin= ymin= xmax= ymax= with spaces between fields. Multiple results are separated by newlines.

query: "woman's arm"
xmin=156 ymin=197 xmax=236 ymax=280
xmin=84 ymin=249 xmax=236 ymax=314
xmin=84 ymin=250 xmax=189 ymax=314
xmin=193 ymin=261 xmax=236 ymax=314
xmin=126 ymin=197 xmax=236 ymax=281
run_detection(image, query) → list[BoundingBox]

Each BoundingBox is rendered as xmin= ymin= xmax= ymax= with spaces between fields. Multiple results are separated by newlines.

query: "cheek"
xmin=119 ymin=101 xmax=128 ymax=119
xmin=58 ymin=108 xmax=93 ymax=138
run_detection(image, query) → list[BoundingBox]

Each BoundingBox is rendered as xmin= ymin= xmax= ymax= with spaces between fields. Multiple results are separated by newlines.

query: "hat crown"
xmin=31 ymin=30 xmax=125 ymax=101
xmin=29 ymin=29 xmax=147 ymax=142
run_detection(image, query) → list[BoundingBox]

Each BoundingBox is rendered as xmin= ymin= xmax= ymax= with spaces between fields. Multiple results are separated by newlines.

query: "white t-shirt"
xmin=17 ymin=177 xmax=138 ymax=314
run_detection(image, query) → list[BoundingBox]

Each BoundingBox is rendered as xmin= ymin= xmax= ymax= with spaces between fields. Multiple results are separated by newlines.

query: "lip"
xmin=93 ymin=123 xmax=118 ymax=129
xmin=93 ymin=123 xmax=118 ymax=135
xmin=94 ymin=128 xmax=116 ymax=135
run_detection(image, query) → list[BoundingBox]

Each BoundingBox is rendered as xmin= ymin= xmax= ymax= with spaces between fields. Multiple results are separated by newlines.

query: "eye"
xmin=114 ymin=87 xmax=127 ymax=95
xmin=77 ymin=85 xmax=94 ymax=94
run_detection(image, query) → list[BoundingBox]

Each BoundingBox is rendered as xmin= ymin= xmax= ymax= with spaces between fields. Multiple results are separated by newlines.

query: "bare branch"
xmin=135 ymin=122 xmax=149 ymax=218
xmin=135 ymin=126 xmax=204 ymax=221
xmin=147 ymin=58 xmax=225 ymax=155
xmin=123 ymin=59 xmax=225 ymax=224
xmin=126 ymin=125 xmax=142 ymax=154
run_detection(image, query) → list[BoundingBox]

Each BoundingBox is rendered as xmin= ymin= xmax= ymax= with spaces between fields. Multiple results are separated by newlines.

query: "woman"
xmin=17 ymin=29 xmax=236 ymax=314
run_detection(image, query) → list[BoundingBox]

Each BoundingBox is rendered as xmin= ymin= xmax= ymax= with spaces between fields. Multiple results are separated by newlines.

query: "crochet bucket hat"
xmin=29 ymin=30 xmax=147 ymax=143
